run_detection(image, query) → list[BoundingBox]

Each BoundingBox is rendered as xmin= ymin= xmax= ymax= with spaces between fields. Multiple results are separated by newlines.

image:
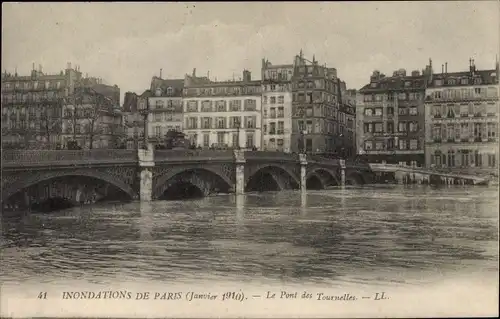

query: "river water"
xmin=1 ymin=185 xmax=498 ymax=289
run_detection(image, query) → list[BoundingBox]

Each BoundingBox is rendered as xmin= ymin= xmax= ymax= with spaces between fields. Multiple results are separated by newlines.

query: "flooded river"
xmin=1 ymin=185 xmax=498 ymax=289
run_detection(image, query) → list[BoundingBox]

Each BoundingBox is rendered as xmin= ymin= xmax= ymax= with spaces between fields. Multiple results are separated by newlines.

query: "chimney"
xmin=192 ymin=68 xmax=196 ymax=77
xmin=243 ymin=70 xmax=251 ymax=82
xmin=441 ymin=64 xmax=444 ymax=74
xmin=39 ymin=64 xmax=42 ymax=73
xmin=445 ymin=62 xmax=448 ymax=74
xmin=160 ymin=68 xmax=162 ymax=79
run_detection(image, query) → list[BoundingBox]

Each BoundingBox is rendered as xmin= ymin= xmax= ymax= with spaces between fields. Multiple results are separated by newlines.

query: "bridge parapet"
xmin=244 ymin=151 xmax=299 ymax=162
xmin=1 ymin=150 xmax=137 ymax=168
xmin=154 ymin=150 xmax=234 ymax=162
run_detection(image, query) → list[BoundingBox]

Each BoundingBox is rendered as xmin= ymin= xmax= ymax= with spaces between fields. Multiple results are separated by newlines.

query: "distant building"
xmin=261 ymin=59 xmax=294 ymax=152
xmin=290 ymin=51 xmax=341 ymax=153
xmin=147 ymin=77 xmax=184 ymax=148
xmin=338 ymin=84 xmax=357 ymax=158
xmin=424 ymin=59 xmax=499 ymax=174
xmin=357 ymin=62 xmax=432 ymax=166
xmin=182 ymin=69 xmax=262 ymax=149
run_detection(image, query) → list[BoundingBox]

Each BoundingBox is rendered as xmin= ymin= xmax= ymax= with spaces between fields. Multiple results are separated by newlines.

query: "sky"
xmin=2 ymin=2 xmax=499 ymax=103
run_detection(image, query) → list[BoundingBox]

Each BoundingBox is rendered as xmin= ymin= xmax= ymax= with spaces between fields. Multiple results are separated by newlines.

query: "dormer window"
xmin=474 ymin=78 xmax=482 ymax=85
xmin=447 ymin=79 xmax=456 ymax=85
xmin=461 ymin=78 xmax=468 ymax=85
xmin=434 ymin=79 xmax=443 ymax=86
xmin=155 ymin=88 xmax=162 ymax=97
xmin=166 ymin=87 xmax=173 ymax=96
xmin=405 ymin=81 xmax=411 ymax=87
xmin=370 ymin=82 xmax=377 ymax=88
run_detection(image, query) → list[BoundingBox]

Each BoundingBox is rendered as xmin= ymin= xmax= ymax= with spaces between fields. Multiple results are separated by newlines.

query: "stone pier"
xmin=138 ymin=146 xmax=155 ymax=201
xmin=340 ymin=159 xmax=346 ymax=186
xmin=234 ymin=150 xmax=246 ymax=195
xmin=299 ymin=153 xmax=307 ymax=192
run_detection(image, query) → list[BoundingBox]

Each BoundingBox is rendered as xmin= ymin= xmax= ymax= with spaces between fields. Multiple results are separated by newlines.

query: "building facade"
xmin=61 ymin=87 xmax=123 ymax=149
xmin=357 ymin=63 xmax=432 ymax=166
xmin=424 ymin=59 xmax=499 ymax=175
xmin=1 ymin=63 xmax=82 ymax=149
xmin=147 ymin=77 xmax=184 ymax=148
xmin=338 ymin=84 xmax=357 ymax=158
xmin=290 ymin=51 xmax=340 ymax=153
xmin=182 ymin=69 xmax=262 ymax=149
xmin=261 ymin=59 xmax=294 ymax=152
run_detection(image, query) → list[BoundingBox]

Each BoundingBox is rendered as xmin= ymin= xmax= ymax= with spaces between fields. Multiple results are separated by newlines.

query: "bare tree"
xmin=39 ymin=98 xmax=63 ymax=149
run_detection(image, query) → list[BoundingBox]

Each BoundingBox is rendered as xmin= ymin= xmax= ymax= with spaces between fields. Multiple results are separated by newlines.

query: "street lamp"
xmin=235 ymin=117 xmax=241 ymax=150
xmin=139 ymin=98 xmax=149 ymax=150
xmin=300 ymin=130 xmax=307 ymax=154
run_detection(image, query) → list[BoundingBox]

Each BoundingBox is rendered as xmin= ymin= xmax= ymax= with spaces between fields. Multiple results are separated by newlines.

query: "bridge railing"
xmin=1 ymin=149 xmax=137 ymax=167
xmin=369 ymin=163 xmax=491 ymax=181
xmin=244 ymin=151 xmax=299 ymax=162
xmin=154 ymin=149 xmax=234 ymax=162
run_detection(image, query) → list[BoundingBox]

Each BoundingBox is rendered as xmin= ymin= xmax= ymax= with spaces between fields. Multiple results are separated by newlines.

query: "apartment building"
xmin=147 ymin=77 xmax=184 ymax=148
xmin=424 ymin=59 xmax=499 ymax=174
xmin=1 ymin=63 xmax=81 ymax=149
xmin=357 ymin=62 xmax=432 ymax=166
xmin=261 ymin=59 xmax=293 ymax=152
xmin=291 ymin=51 xmax=340 ymax=153
xmin=182 ymin=69 xmax=262 ymax=149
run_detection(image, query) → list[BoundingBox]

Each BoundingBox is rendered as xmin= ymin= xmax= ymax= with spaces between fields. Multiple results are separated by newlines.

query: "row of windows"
xmin=186 ymin=132 xmax=255 ymax=148
xmin=185 ymin=99 xmax=258 ymax=112
xmin=3 ymin=80 xmax=62 ymax=90
xmin=151 ymin=99 xmax=182 ymax=109
xmin=431 ymin=123 xmax=497 ymax=141
xmin=431 ymin=151 xmax=496 ymax=168
xmin=263 ymin=95 xmax=285 ymax=104
xmin=364 ymin=106 xmax=419 ymax=116
xmin=428 ymin=87 xmax=497 ymax=99
xmin=433 ymin=77 xmax=483 ymax=86
xmin=364 ymin=139 xmax=420 ymax=151
xmin=153 ymin=112 xmax=182 ymax=122
xmin=152 ymin=126 xmax=182 ymax=137
xmin=263 ymin=121 xmax=285 ymax=135
xmin=185 ymin=116 xmax=257 ymax=130
xmin=264 ymin=107 xmax=285 ymax=118
xmin=263 ymin=69 xmax=293 ymax=81
xmin=364 ymin=121 xmax=419 ymax=133
xmin=262 ymin=83 xmax=291 ymax=92
xmin=2 ymin=92 xmax=63 ymax=103
xmin=430 ymin=102 xmax=497 ymax=118
xmin=293 ymin=105 xmax=338 ymax=119
xmin=183 ymin=85 xmax=260 ymax=96
xmin=294 ymin=91 xmax=337 ymax=104
xmin=364 ymin=92 xmax=423 ymax=102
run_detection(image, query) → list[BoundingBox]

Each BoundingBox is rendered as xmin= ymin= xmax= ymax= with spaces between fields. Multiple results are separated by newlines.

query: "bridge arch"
xmin=2 ymin=169 xmax=137 ymax=204
xmin=345 ymin=171 xmax=366 ymax=185
xmin=154 ymin=168 xmax=233 ymax=200
xmin=306 ymin=167 xmax=340 ymax=189
xmin=245 ymin=164 xmax=300 ymax=192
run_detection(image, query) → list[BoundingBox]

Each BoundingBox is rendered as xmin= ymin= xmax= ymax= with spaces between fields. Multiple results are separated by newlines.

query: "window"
xmin=364 ymin=140 xmax=373 ymax=150
xmin=231 ymin=133 xmax=238 ymax=148
xmin=154 ymin=113 xmax=162 ymax=122
xmin=246 ymin=133 xmax=254 ymax=148
xmin=270 ymin=97 xmax=276 ymax=104
xmin=245 ymin=116 xmax=256 ymax=129
xmin=217 ymin=117 xmax=225 ymax=129
xmin=155 ymin=126 xmax=162 ymax=137
xmin=375 ymin=142 xmax=384 ymax=150
xmin=244 ymin=99 xmax=256 ymax=111
xmin=364 ymin=108 xmax=373 ymax=116
xmin=277 ymin=121 xmax=284 ymax=134
xmin=298 ymin=120 xmax=305 ymax=132
xmin=399 ymin=139 xmax=407 ymax=150
xmin=387 ymin=107 xmax=394 ymax=116
xmin=398 ymin=122 xmax=407 ymax=132
xmin=409 ymin=107 xmax=418 ymax=115
xmin=188 ymin=117 xmax=197 ymax=129
xmin=398 ymin=93 xmax=406 ymax=100
xmin=434 ymin=79 xmax=443 ymax=86
xmin=374 ymin=123 xmax=383 ymax=133
xmin=269 ymin=122 xmax=276 ymax=134
xmin=278 ymin=96 xmax=284 ymax=104
xmin=387 ymin=122 xmax=394 ymax=133
xmin=364 ymin=123 xmax=373 ymax=133
xmin=187 ymin=101 xmax=198 ymax=112
xmin=410 ymin=139 xmax=418 ymax=150
xmin=263 ymin=96 xmax=268 ymax=104
xmin=155 ymin=100 xmax=164 ymax=109
xmin=374 ymin=108 xmax=382 ymax=116
xmin=277 ymin=107 xmax=284 ymax=118
xmin=202 ymin=117 xmax=211 ymax=129
xmin=201 ymin=100 xmax=212 ymax=112
xmin=217 ymin=132 xmax=225 ymax=145
xmin=306 ymin=106 xmax=313 ymax=117
xmin=306 ymin=121 xmax=313 ymax=134
xmin=270 ymin=108 xmax=276 ymax=118
xmin=229 ymin=100 xmax=241 ymax=111
xmin=200 ymin=133 xmax=209 ymax=147
xmin=488 ymin=154 xmax=496 ymax=167
xmin=487 ymin=122 xmax=497 ymax=138
xmin=166 ymin=87 xmax=173 ymax=96
xmin=409 ymin=122 xmax=418 ymax=132
xmin=399 ymin=107 xmax=408 ymax=115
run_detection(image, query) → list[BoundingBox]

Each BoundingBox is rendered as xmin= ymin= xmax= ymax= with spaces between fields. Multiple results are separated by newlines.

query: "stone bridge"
xmin=1 ymin=149 xmax=374 ymax=211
